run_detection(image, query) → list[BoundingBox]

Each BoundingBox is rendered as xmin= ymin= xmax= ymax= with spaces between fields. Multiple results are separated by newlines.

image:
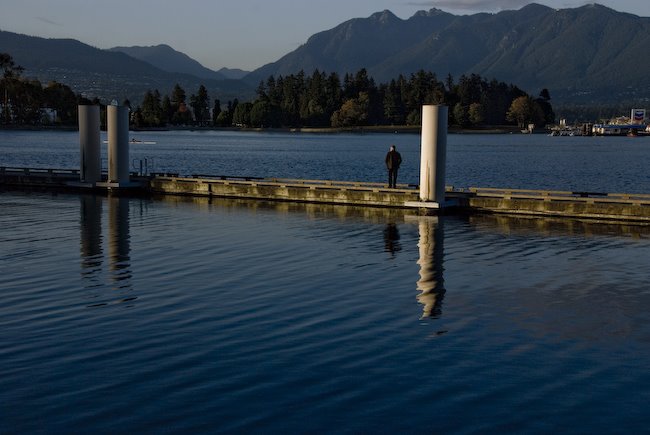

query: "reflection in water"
xmin=80 ymin=194 xmax=134 ymax=305
xmin=80 ymin=195 xmax=103 ymax=284
xmin=416 ymin=216 xmax=445 ymax=319
xmin=108 ymin=195 xmax=132 ymax=288
xmin=163 ymin=195 xmax=410 ymax=222
xmin=383 ymin=223 xmax=402 ymax=256
xmin=164 ymin=195 xmax=449 ymax=318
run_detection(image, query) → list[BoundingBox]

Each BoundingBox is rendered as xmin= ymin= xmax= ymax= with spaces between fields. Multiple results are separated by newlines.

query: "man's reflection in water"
xmin=108 ymin=195 xmax=132 ymax=288
xmin=416 ymin=216 xmax=445 ymax=319
xmin=383 ymin=223 xmax=402 ymax=256
xmin=80 ymin=195 xmax=103 ymax=285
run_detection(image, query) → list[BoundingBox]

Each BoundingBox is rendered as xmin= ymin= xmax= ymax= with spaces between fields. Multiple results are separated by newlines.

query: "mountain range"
xmin=247 ymin=3 xmax=650 ymax=103
xmin=0 ymin=30 xmax=253 ymax=104
xmin=1 ymin=3 xmax=649 ymax=105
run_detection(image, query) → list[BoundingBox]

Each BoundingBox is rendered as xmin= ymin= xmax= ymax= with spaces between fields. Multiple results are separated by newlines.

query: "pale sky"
xmin=0 ymin=0 xmax=648 ymax=72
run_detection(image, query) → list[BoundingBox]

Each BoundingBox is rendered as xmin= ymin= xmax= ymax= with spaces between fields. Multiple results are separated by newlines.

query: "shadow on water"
xmin=79 ymin=194 xmax=135 ymax=307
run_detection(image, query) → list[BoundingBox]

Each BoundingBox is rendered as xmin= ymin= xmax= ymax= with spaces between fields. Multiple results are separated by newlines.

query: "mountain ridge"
xmin=245 ymin=3 xmax=650 ymax=103
xmin=108 ymin=44 xmax=226 ymax=81
xmin=0 ymin=29 xmax=253 ymax=103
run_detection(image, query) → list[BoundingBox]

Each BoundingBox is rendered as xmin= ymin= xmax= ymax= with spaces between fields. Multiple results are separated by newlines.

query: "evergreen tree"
xmin=212 ymin=98 xmax=221 ymax=125
xmin=325 ymin=72 xmax=342 ymax=116
xmin=280 ymin=73 xmax=302 ymax=126
xmin=267 ymin=75 xmax=282 ymax=106
xmin=382 ymin=80 xmax=404 ymax=125
xmin=140 ymin=89 xmax=163 ymax=127
xmin=161 ymin=95 xmax=172 ymax=125
xmin=256 ymin=80 xmax=267 ymax=100
xmin=189 ymin=85 xmax=210 ymax=126
xmin=170 ymin=84 xmax=192 ymax=125
xmin=171 ymin=83 xmax=186 ymax=109
xmin=299 ymin=70 xmax=329 ymax=126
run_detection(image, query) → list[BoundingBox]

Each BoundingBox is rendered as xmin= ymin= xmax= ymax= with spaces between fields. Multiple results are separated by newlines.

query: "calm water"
xmin=1 ymin=129 xmax=650 ymax=193
xmin=2 ymin=131 xmax=650 ymax=433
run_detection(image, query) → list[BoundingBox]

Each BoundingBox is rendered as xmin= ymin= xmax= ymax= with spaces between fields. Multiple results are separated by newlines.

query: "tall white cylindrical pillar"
xmin=419 ymin=105 xmax=448 ymax=203
xmin=107 ymin=105 xmax=130 ymax=184
xmin=78 ymin=105 xmax=101 ymax=183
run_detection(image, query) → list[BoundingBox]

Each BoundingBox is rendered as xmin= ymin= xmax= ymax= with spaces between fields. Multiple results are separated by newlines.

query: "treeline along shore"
xmin=2 ymin=52 xmax=552 ymax=131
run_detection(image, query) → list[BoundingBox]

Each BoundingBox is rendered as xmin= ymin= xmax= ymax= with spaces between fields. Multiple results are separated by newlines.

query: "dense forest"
xmin=132 ymin=69 xmax=555 ymax=129
xmin=2 ymin=52 xmax=554 ymax=129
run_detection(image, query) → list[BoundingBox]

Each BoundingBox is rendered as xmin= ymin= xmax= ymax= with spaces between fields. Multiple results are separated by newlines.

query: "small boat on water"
xmin=102 ymin=138 xmax=157 ymax=144
xmin=129 ymin=138 xmax=157 ymax=144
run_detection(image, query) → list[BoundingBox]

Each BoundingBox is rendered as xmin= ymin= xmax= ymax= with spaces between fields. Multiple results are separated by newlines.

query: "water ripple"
xmin=3 ymin=193 xmax=650 ymax=432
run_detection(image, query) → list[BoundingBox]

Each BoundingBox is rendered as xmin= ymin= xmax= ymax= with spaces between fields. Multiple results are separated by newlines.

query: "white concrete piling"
xmin=107 ymin=105 xmax=130 ymax=184
xmin=78 ymin=105 xmax=101 ymax=184
xmin=419 ymin=105 xmax=448 ymax=203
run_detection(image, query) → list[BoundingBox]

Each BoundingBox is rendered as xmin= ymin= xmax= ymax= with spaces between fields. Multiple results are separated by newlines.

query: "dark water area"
xmin=1 ymin=129 xmax=650 ymax=193
xmin=2 ymin=192 xmax=650 ymax=433
xmin=2 ymin=131 xmax=650 ymax=432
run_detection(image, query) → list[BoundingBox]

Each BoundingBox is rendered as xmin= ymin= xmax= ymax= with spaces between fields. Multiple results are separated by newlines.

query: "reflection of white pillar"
xmin=420 ymin=105 xmax=447 ymax=202
xmin=78 ymin=105 xmax=101 ymax=183
xmin=107 ymin=105 xmax=130 ymax=184
xmin=108 ymin=195 xmax=131 ymax=283
xmin=80 ymin=194 xmax=102 ymax=271
xmin=416 ymin=217 xmax=445 ymax=318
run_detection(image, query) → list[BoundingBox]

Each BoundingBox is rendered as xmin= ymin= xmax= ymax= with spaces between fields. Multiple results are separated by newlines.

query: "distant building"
xmin=592 ymin=123 xmax=646 ymax=136
xmin=631 ymin=108 xmax=646 ymax=124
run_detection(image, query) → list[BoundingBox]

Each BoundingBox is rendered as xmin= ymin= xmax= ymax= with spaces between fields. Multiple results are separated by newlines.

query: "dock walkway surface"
xmin=2 ymin=166 xmax=650 ymax=223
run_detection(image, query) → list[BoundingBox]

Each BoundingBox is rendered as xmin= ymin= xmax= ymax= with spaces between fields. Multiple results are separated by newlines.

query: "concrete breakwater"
xmin=150 ymin=175 xmax=421 ymax=208
xmin=2 ymin=167 xmax=650 ymax=223
xmin=454 ymin=187 xmax=650 ymax=223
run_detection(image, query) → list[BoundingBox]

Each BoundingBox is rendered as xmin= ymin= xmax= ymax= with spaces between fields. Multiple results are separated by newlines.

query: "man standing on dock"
xmin=385 ymin=145 xmax=402 ymax=188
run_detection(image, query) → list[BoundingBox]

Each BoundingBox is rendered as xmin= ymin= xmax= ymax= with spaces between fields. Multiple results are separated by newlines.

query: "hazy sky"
xmin=0 ymin=0 xmax=648 ymax=71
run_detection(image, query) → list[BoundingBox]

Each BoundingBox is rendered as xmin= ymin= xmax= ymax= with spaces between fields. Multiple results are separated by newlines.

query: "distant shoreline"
xmin=163 ymin=125 xmax=523 ymax=134
xmin=0 ymin=125 xmax=523 ymax=134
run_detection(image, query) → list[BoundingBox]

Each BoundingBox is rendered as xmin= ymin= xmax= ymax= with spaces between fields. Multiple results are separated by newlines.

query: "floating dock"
xmin=2 ymin=166 xmax=650 ymax=223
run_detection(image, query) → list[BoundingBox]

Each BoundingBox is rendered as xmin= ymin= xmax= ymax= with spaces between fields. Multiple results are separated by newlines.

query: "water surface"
xmin=2 ymin=191 xmax=650 ymax=433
